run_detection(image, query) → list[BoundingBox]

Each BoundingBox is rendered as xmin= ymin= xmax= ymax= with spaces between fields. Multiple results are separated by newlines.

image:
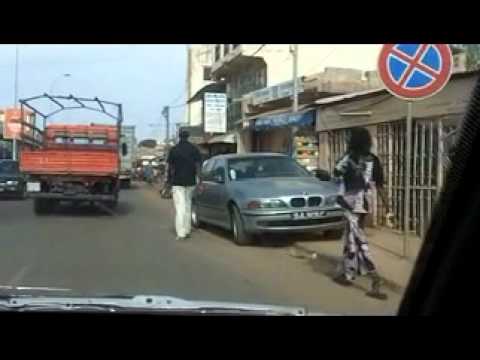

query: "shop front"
xmin=315 ymin=70 xmax=479 ymax=241
xmin=250 ymin=108 xmax=319 ymax=171
xmin=207 ymin=133 xmax=237 ymax=156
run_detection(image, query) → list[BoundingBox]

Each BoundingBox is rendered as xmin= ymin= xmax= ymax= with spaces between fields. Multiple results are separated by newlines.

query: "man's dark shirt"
xmin=167 ymin=140 xmax=202 ymax=186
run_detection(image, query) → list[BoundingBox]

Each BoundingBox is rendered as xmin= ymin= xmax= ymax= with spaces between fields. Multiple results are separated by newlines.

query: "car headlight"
xmin=324 ymin=195 xmax=339 ymax=207
xmin=247 ymin=199 xmax=288 ymax=209
xmin=6 ymin=180 xmax=18 ymax=185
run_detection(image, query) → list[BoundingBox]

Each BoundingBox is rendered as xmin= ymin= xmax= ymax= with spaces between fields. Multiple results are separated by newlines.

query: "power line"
xmin=161 ymin=45 xmax=265 ymax=118
xmin=169 ymin=102 xmax=187 ymax=109
xmin=249 ymin=44 xmax=266 ymax=57
xmin=168 ymin=88 xmax=186 ymax=107
xmin=304 ymin=47 xmax=337 ymax=75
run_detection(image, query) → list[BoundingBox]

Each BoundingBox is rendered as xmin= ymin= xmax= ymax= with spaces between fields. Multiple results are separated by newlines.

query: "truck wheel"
xmin=34 ymin=198 xmax=53 ymax=215
xmin=231 ymin=205 xmax=253 ymax=246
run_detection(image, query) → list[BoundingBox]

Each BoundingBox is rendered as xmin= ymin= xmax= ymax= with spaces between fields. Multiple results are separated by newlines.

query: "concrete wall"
xmin=189 ymin=101 xmax=203 ymax=127
xmin=240 ymin=44 xmax=381 ymax=87
xmin=185 ymin=45 xmax=214 ymax=126
xmin=237 ymin=129 xmax=252 ymax=154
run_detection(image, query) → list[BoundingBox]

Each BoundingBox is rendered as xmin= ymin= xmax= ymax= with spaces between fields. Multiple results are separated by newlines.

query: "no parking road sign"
xmin=378 ymin=44 xmax=453 ymax=100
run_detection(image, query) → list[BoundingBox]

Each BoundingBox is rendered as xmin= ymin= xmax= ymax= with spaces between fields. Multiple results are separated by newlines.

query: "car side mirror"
xmin=313 ymin=169 xmax=331 ymax=181
xmin=214 ymin=174 xmax=225 ymax=183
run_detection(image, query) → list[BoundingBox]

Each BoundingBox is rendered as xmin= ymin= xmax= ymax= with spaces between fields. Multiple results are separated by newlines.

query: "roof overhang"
xmin=187 ymin=82 xmax=226 ymax=104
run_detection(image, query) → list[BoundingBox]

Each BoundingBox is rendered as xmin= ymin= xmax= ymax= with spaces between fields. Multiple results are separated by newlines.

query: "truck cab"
xmin=119 ymin=125 xmax=136 ymax=188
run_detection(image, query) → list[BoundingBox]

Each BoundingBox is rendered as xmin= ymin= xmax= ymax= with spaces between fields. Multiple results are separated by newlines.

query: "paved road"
xmin=0 ymin=182 xmax=402 ymax=315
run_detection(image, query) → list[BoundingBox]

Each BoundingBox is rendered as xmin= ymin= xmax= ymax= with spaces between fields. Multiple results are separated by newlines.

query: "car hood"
xmin=230 ymin=177 xmax=339 ymax=198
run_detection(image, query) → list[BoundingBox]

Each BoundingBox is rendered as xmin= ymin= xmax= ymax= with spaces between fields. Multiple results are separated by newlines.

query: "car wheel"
xmin=105 ymin=199 xmax=118 ymax=210
xmin=191 ymin=203 xmax=203 ymax=228
xmin=231 ymin=205 xmax=253 ymax=246
xmin=19 ymin=184 xmax=27 ymax=200
xmin=121 ymin=179 xmax=131 ymax=189
xmin=324 ymin=228 xmax=345 ymax=240
xmin=34 ymin=198 xmax=53 ymax=215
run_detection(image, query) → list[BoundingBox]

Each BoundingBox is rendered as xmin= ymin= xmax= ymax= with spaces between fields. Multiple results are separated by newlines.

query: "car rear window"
xmin=0 ymin=161 xmax=19 ymax=174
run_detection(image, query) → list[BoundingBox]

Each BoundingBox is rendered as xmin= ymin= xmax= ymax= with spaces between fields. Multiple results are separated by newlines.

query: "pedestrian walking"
xmin=332 ymin=127 xmax=393 ymax=300
xmin=144 ymin=164 xmax=154 ymax=185
xmin=166 ymin=130 xmax=202 ymax=241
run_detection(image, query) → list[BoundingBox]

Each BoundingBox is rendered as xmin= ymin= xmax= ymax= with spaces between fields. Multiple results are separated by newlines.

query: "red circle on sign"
xmin=378 ymin=44 xmax=452 ymax=100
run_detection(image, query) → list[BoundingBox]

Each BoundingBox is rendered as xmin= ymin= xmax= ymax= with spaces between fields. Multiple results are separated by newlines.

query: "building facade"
xmin=185 ymin=45 xmax=215 ymax=127
xmin=209 ymin=45 xmax=384 ymax=156
xmin=0 ymin=107 xmax=35 ymax=160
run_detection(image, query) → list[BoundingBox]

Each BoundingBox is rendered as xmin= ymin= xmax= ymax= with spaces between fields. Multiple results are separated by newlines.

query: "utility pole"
xmin=14 ymin=45 xmax=19 ymax=106
xmin=162 ymin=106 xmax=170 ymax=143
xmin=12 ymin=45 xmax=19 ymax=161
xmin=291 ymin=44 xmax=299 ymax=113
xmin=186 ymin=45 xmax=192 ymax=125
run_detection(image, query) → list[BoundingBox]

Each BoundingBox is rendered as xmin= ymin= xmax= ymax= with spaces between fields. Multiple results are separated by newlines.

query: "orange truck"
xmin=18 ymin=94 xmax=123 ymax=214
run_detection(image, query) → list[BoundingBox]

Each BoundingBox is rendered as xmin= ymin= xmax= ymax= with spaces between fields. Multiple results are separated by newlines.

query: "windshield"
xmin=0 ymin=43 xmax=476 ymax=316
xmin=0 ymin=161 xmax=18 ymax=174
xmin=228 ymin=157 xmax=310 ymax=180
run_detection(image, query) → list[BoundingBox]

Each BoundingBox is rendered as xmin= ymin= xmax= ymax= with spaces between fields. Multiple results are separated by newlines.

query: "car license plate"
xmin=27 ymin=182 xmax=41 ymax=192
xmin=292 ymin=211 xmax=325 ymax=220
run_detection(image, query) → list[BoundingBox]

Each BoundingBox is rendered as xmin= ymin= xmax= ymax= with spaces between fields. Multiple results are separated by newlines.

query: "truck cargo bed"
xmin=20 ymin=148 xmax=119 ymax=176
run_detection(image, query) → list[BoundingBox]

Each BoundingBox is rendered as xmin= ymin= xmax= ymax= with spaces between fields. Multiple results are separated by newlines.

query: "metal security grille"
xmin=325 ymin=120 xmax=458 ymax=239
xmin=411 ymin=119 xmax=440 ymax=238
xmin=327 ymin=130 xmax=349 ymax=173
xmin=377 ymin=121 xmax=406 ymax=232
xmin=377 ymin=119 xmax=458 ymax=238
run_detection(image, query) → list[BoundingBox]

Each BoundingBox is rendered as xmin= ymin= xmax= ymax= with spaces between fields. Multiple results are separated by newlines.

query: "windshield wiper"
xmin=0 ymin=295 xmax=308 ymax=315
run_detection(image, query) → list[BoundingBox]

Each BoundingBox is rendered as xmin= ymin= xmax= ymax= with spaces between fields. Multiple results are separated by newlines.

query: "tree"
xmin=452 ymin=44 xmax=480 ymax=70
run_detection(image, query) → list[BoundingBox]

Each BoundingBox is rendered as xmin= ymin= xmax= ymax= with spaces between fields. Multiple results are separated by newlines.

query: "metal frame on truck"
xmin=18 ymin=93 xmax=123 ymax=147
xmin=17 ymin=94 xmax=124 ymax=214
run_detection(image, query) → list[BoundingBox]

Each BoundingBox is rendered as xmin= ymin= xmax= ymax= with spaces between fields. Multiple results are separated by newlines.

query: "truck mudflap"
xmin=27 ymin=193 xmax=117 ymax=201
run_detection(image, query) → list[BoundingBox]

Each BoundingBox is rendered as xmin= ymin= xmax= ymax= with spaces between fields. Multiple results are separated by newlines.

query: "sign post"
xmin=377 ymin=44 xmax=453 ymax=258
xmin=404 ymin=101 xmax=413 ymax=257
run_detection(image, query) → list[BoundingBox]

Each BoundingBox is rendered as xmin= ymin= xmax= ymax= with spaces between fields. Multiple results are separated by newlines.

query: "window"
xmin=223 ymin=44 xmax=230 ymax=56
xmin=215 ymin=45 xmax=221 ymax=61
xmin=201 ymin=159 xmax=216 ymax=181
xmin=232 ymin=44 xmax=240 ymax=49
xmin=211 ymin=161 xmax=226 ymax=183
xmin=72 ymin=138 xmax=90 ymax=145
xmin=54 ymin=137 xmax=67 ymax=144
xmin=0 ymin=160 xmax=19 ymax=174
xmin=228 ymin=157 xmax=310 ymax=180
xmin=92 ymin=139 xmax=107 ymax=145
xmin=203 ymin=66 xmax=212 ymax=81
xmin=122 ymin=143 xmax=128 ymax=156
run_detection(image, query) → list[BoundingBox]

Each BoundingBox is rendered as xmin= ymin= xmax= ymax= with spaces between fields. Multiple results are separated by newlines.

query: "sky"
xmin=0 ymin=45 xmax=187 ymax=141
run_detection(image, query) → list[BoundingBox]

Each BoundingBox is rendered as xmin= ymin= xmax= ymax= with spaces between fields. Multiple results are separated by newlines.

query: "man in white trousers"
xmin=166 ymin=130 xmax=202 ymax=240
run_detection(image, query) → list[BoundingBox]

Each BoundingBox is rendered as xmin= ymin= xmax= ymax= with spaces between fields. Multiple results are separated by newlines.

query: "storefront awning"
xmin=187 ymin=82 xmax=226 ymax=104
xmin=208 ymin=133 xmax=236 ymax=144
xmin=253 ymin=109 xmax=315 ymax=131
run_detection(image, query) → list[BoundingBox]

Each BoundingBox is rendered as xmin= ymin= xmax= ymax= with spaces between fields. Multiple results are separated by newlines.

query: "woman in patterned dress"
xmin=332 ymin=127 xmax=392 ymax=300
